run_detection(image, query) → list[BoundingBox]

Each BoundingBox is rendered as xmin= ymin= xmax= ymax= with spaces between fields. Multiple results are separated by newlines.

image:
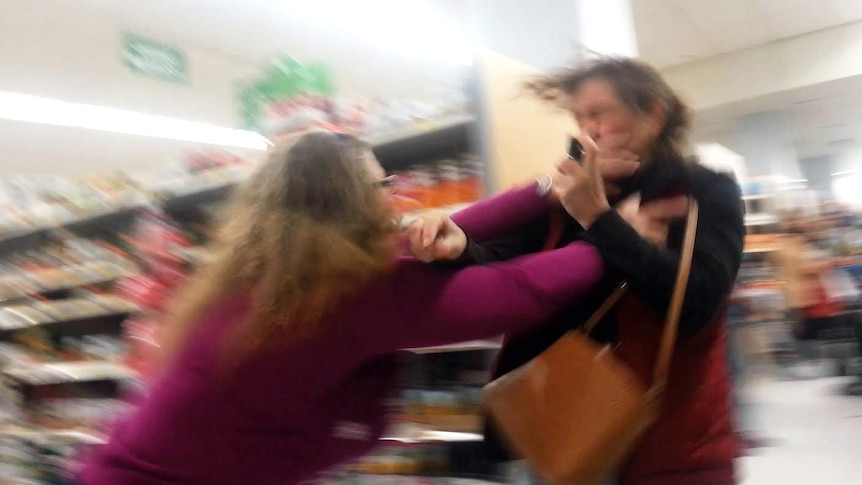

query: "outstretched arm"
xmin=367 ymin=242 xmax=602 ymax=353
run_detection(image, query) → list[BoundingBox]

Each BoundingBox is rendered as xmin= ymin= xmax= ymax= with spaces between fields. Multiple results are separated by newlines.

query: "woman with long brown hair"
xmin=76 ymin=131 xmax=604 ymax=485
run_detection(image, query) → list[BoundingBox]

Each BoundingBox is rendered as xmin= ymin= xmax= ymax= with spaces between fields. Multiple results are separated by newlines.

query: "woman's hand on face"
xmin=596 ymin=147 xmax=640 ymax=198
xmin=552 ymin=134 xmax=612 ymax=229
xmin=406 ymin=213 xmax=468 ymax=262
xmin=616 ymin=194 xmax=689 ymax=246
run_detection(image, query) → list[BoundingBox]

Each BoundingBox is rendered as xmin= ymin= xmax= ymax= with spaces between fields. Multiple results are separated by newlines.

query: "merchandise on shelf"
xmin=1 ymin=332 xmax=127 ymax=367
xmin=0 ymin=76 xmax=489 ymax=482
xmin=136 ymin=150 xmax=253 ymax=199
xmin=0 ymin=235 xmax=138 ymax=303
xmin=0 ymin=173 xmax=145 ymax=238
xmin=238 ymin=54 xmax=473 ymax=142
xmin=392 ymin=154 xmax=484 ymax=215
xmin=0 ymin=149 xmax=252 ymax=241
xmin=398 ymin=388 xmax=482 ymax=433
xmin=0 ymin=295 xmax=137 ymax=330
xmin=117 ymin=208 xmax=196 ymax=381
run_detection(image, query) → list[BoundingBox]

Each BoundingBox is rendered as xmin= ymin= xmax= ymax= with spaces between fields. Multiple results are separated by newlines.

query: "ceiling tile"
xmin=633 ymin=0 xmax=719 ymax=67
xmin=770 ymin=3 xmax=851 ymax=37
xmin=635 ymin=0 xmax=862 ymax=67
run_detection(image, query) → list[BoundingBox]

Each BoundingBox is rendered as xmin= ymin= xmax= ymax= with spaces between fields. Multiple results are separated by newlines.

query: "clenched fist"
xmin=406 ymin=213 xmax=468 ymax=262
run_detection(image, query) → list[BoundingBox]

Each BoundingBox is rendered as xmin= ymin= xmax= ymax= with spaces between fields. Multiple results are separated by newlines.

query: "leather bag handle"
xmin=579 ymin=200 xmax=699 ymax=391
xmin=651 ymin=200 xmax=698 ymax=388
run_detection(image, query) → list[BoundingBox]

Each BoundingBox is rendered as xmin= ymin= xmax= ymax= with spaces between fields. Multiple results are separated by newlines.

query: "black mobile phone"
xmin=568 ymin=138 xmax=584 ymax=162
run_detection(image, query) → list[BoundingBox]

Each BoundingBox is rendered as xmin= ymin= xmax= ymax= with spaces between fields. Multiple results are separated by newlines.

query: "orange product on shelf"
xmin=408 ymin=167 xmax=436 ymax=209
xmin=392 ymin=172 xmax=420 ymax=207
xmin=744 ymin=233 xmax=780 ymax=253
xmin=435 ymin=162 xmax=462 ymax=207
xmin=457 ymin=160 xmax=484 ymax=204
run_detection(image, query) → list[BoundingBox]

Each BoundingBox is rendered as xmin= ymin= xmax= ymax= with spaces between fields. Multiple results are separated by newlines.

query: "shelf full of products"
xmin=0 ymin=113 xmax=500 ymax=483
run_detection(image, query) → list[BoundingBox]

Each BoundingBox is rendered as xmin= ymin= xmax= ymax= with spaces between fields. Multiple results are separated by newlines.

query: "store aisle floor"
xmin=738 ymin=377 xmax=862 ymax=484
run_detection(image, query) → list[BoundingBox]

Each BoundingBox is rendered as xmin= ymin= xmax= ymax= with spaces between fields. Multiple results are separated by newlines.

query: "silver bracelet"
xmin=536 ymin=174 xmax=553 ymax=197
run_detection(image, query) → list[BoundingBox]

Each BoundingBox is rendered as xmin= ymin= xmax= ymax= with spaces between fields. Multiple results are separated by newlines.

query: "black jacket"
xmin=454 ymin=157 xmax=745 ymax=461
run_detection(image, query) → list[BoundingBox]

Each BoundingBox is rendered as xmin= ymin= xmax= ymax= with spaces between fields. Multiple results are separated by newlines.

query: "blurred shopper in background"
xmin=775 ymin=206 xmax=862 ymax=392
xmin=75 ymin=132 xmax=606 ymax=484
xmin=410 ymin=57 xmax=745 ymax=485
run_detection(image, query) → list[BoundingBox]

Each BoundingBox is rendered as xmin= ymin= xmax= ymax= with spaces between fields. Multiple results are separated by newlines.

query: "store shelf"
xmin=161 ymin=183 xmax=235 ymax=218
xmin=0 ymin=205 xmax=142 ymax=255
xmin=372 ymin=114 xmax=476 ymax=171
xmin=744 ymin=214 xmax=779 ymax=226
xmin=4 ymin=361 xmax=137 ymax=386
xmin=744 ymin=246 xmax=780 ymax=254
xmin=742 ymin=194 xmax=774 ymax=201
xmin=0 ymin=311 xmax=132 ymax=338
xmin=0 ymin=183 xmax=234 ymax=256
xmin=0 ymin=272 xmax=131 ymax=305
xmin=382 ymin=424 xmax=483 ymax=444
xmin=61 ymin=206 xmax=142 ymax=235
xmin=0 ymin=426 xmax=106 ymax=445
xmin=407 ymin=339 xmax=501 ymax=354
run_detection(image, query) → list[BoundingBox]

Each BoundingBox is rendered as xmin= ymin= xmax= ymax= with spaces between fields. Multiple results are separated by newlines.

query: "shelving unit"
xmin=0 ymin=114 xmax=500 ymax=484
xmin=407 ymin=339 xmax=501 ymax=355
xmin=4 ymin=361 xmax=137 ymax=386
xmin=0 ymin=311 xmax=132 ymax=336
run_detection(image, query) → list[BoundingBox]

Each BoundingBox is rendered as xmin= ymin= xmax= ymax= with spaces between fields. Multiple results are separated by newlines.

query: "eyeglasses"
xmin=374 ymin=175 xmax=397 ymax=191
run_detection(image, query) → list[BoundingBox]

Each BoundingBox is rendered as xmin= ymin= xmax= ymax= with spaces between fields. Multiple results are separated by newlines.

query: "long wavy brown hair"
xmin=160 ymin=132 xmax=398 ymax=364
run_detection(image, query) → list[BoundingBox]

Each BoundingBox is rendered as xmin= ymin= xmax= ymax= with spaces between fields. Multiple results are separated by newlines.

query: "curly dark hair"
xmin=525 ymin=56 xmax=691 ymax=160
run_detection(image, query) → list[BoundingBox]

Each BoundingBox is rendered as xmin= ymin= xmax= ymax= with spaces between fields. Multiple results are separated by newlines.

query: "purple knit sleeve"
xmin=450 ymin=182 xmax=553 ymax=243
xmin=368 ymin=242 xmax=603 ymax=353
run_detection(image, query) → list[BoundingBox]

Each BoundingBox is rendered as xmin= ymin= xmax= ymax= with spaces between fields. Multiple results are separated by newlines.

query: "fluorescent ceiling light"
xmin=0 ymin=91 xmax=271 ymax=150
xmin=832 ymin=170 xmax=862 ymax=177
xmin=833 ymin=173 xmax=862 ymax=206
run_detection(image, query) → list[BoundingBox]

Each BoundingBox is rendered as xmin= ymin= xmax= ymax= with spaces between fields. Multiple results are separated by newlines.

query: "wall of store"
xmin=0 ymin=2 xmax=259 ymax=174
xmin=0 ymin=1 xmax=468 ymax=175
xmin=800 ymin=150 xmax=862 ymax=206
xmin=799 ymin=156 xmax=836 ymax=193
xmin=478 ymin=51 xmax=577 ymax=191
xmin=694 ymin=111 xmax=804 ymax=182
xmin=0 ymin=3 xmax=256 ymax=128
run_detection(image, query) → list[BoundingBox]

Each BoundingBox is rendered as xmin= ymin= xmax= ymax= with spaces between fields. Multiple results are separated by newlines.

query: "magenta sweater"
xmin=77 ymin=184 xmax=602 ymax=485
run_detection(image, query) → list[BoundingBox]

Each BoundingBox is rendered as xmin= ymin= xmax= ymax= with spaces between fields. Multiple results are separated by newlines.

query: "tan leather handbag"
xmin=484 ymin=201 xmax=699 ymax=485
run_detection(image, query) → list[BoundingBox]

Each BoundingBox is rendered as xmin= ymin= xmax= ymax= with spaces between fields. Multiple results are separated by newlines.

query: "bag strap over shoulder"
xmin=652 ymin=200 xmax=698 ymax=389
xmin=578 ymin=200 xmax=700 ymax=391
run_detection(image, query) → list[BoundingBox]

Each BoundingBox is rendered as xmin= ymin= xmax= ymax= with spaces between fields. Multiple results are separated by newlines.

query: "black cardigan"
xmin=458 ymin=159 xmax=744 ymax=337
xmin=454 ymin=158 xmax=745 ymax=461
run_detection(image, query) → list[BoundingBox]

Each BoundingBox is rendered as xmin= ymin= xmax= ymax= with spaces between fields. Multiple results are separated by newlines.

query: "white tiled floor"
xmin=737 ymin=377 xmax=862 ymax=485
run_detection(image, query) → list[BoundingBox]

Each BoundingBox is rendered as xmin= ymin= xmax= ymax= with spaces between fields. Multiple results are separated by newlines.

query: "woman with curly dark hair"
xmin=411 ymin=57 xmax=745 ymax=485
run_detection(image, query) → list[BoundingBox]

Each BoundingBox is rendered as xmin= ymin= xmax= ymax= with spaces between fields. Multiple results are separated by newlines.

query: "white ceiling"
xmin=693 ymin=74 xmax=862 ymax=159
xmin=632 ymin=0 xmax=862 ymax=67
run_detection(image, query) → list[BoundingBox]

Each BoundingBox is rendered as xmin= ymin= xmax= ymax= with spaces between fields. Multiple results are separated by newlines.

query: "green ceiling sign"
xmin=122 ymin=33 xmax=187 ymax=83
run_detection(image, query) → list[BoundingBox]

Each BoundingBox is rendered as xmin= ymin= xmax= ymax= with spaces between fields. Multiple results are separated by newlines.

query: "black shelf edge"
xmin=0 ymin=116 xmax=479 ymax=256
xmin=373 ymin=116 xmax=477 ymax=172
xmin=0 ymin=206 xmax=141 ymax=255
xmin=0 ymin=228 xmax=50 ymax=255
xmin=63 ymin=206 xmax=141 ymax=235
xmin=0 ymin=275 xmax=128 ymax=305
xmin=160 ymin=184 xmax=235 ymax=223
xmin=0 ymin=311 xmax=132 ymax=339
